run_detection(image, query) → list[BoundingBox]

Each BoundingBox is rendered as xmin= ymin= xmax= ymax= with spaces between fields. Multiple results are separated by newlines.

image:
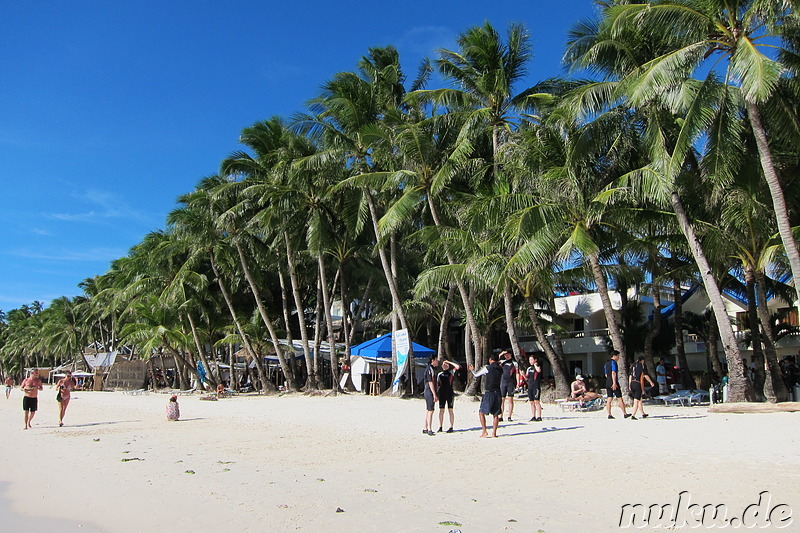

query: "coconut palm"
xmin=586 ymin=0 xmax=800 ymax=313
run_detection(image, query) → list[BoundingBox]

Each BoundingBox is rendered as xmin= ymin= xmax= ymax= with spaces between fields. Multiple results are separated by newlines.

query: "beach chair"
xmin=560 ymin=400 xmax=580 ymax=412
xmin=661 ymin=390 xmax=694 ymax=406
xmin=575 ymin=397 xmax=605 ymax=412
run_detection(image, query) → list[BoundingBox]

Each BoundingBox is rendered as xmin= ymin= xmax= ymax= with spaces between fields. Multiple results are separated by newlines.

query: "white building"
xmin=518 ymin=286 xmax=799 ymax=377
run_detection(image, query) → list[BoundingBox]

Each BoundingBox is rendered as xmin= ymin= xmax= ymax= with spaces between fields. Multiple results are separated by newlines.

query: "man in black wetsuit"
xmin=525 ymin=353 xmax=543 ymax=422
xmin=629 ymin=355 xmax=654 ymax=420
xmin=436 ymin=360 xmax=461 ymax=433
xmin=422 ymin=356 xmax=439 ymax=436
xmin=604 ymin=350 xmax=630 ymax=420
xmin=471 ymin=354 xmax=503 ymax=438
xmin=499 ymin=351 xmax=518 ymax=422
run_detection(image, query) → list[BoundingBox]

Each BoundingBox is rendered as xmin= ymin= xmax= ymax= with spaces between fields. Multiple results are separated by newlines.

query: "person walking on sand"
xmin=525 ymin=353 xmax=543 ymax=422
xmin=55 ymin=370 xmax=77 ymax=427
xmin=471 ymin=354 xmax=503 ymax=438
xmin=20 ymin=369 xmax=43 ymax=429
xmin=604 ymin=351 xmax=630 ymax=420
xmin=436 ymin=360 xmax=461 ymax=433
xmin=422 ymin=356 xmax=439 ymax=436
xmin=5 ymin=376 xmax=14 ymax=399
xmin=499 ymin=351 xmax=518 ymax=422
xmin=629 ymin=356 xmax=655 ymax=420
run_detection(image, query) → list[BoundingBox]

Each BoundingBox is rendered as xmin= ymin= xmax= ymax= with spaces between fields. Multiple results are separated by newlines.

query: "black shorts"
xmin=607 ymin=386 xmax=622 ymax=398
xmin=479 ymin=390 xmax=502 ymax=416
xmin=527 ymin=386 xmax=541 ymax=401
xmin=438 ymin=393 xmax=454 ymax=409
xmin=500 ymin=381 xmax=515 ymax=398
xmin=22 ymin=396 xmax=38 ymax=412
xmin=630 ymin=381 xmax=643 ymax=400
xmin=424 ymin=388 xmax=435 ymax=411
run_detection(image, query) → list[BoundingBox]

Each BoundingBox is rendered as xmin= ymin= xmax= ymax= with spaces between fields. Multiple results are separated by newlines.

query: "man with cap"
xmin=570 ymin=375 xmax=587 ymax=399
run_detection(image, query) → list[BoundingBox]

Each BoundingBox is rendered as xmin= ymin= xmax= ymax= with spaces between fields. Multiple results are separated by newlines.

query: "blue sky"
xmin=0 ymin=0 xmax=598 ymax=312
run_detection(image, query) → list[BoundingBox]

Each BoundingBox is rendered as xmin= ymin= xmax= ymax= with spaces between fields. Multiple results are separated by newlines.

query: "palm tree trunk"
xmin=755 ymin=269 xmax=789 ymax=402
xmin=426 ymin=196 xmax=481 ymax=394
xmin=209 ymin=253 xmax=272 ymax=392
xmin=186 ymin=312 xmax=218 ymax=388
xmin=706 ymin=314 xmax=723 ymax=378
xmin=586 ymin=250 xmax=630 ymax=398
xmin=523 ymin=295 xmax=570 ymax=398
xmin=503 ymin=281 xmax=523 ymax=360
xmin=438 ymin=286 xmax=455 ymax=361
xmin=671 ymin=191 xmax=747 ymax=401
xmin=643 ymin=284 xmax=661 ymax=382
xmin=746 ymin=101 xmax=800 ymax=313
xmin=234 ymin=241 xmax=297 ymax=391
xmin=745 ymin=266 xmax=766 ymax=401
xmin=313 ymin=277 xmax=323 ymax=388
xmin=277 ymin=266 xmax=299 ymax=384
xmin=317 ymin=254 xmax=340 ymax=393
xmin=671 ymin=278 xmax=694 ymax=389
xmin=339 ymin=263 xmax=356 ymax=391
xmin=284 ymin=232 xmax=316 ymax=389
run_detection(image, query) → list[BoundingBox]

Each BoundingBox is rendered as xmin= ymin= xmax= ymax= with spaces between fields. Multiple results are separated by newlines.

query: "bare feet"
xmin=479 ymin=431 xmax=489 ymax=438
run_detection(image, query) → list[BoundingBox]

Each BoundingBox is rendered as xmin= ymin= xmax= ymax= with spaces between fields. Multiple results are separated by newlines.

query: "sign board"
xmin=392 ymin=329 xmax=410 ymax=393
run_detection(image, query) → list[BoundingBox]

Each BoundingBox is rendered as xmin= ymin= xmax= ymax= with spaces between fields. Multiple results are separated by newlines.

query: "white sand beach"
xmin=1 ymin=389 xmax=798 ymax=532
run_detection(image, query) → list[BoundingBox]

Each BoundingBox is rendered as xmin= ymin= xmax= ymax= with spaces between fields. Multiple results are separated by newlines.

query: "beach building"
xmin=516 ymin=285 xmax=800 ymax=377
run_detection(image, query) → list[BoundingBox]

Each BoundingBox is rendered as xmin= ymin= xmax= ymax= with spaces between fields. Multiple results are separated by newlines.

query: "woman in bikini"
xmin=56 ymin=371 xmax=77 ymax=427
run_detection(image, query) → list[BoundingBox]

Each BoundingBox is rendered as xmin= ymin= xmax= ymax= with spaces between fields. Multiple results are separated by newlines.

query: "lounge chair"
xmin=575 ymin=397 xmax=605 ymax=411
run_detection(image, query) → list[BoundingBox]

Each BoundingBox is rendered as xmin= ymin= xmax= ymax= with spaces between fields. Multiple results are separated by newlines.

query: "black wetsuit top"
xmin=526 ymin=365 xmax=542 ymax=390
xmin=424 ymin=365 xmax=435 ymax=392
xmin=501 ymin=359 xmax=516 ymax=384
xmin=632 ymin=362 xmax=645 ymax=383
xmin=437 ymin=369 xmax=454 ymax=398
xmin=484 ymin=362 xmax=503 ymax=392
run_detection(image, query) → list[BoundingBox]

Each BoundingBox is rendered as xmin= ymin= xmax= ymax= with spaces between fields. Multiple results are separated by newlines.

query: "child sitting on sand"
xmin=166 ymin=395 xmax=180 ymax=421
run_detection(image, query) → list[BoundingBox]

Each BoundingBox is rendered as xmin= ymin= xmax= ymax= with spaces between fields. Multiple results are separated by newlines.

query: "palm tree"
xmin=591 ymin=0 xmax=800 ymax=314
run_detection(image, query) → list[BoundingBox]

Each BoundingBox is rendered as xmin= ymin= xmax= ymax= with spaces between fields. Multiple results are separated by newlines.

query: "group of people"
xmin=422 ymin=350 xmax=545 ymax=438
xmin=9 ymin=369 xmax=77 ymax=429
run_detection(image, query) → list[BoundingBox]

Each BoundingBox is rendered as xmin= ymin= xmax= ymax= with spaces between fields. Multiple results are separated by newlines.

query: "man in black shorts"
xmin=629 ymin=356 xmax=655 ymax=420
xmin=471 ymin=354 xmax=503 ymax=438
xmin=499 ymin=351 xmax=518 ymax=421
xmin=422 ymin=356 xmax=439 ymax=436
xmin=20 ymin=369 xmax=43 ymax=430
xmin=436 ymin=360 xmax=461 ymax=432
xmin=604 ymin=350 xmax=630 ymax=420
xmin=525 ymin=353 xmax=543 ymax=422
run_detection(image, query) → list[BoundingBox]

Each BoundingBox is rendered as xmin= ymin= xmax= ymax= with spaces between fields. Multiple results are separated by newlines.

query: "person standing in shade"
xmin=604 ymin=351 xmax=630 ymax=420
xmin=499 ymin=351 xmax=518 ymax=422
xmin=5 ymin=376 xmax=14 ymax=399
xmin=20 ymin=369 xmax=43 ymax=430
xmin=422 ymin=356 xmax=439 ymax=436
xmin=55 ymin=370 xmax=77 ymax=427
xmin=629 ymin=356 xmax=655 ymax=420
xmin=471 ymin=354 xmax=503 ymax=438
xmin=655 ymin=358 xmax=668 ymax=395
xmin=436 ymin=360 xmax=461 ymax=433
xmin=525 ymin=353 xmax=543 ymax=422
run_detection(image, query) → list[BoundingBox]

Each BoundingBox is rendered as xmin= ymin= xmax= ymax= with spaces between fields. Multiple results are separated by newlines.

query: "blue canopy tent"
xmin=349 ymin=333 xmax=436 ymax=392
xmin=351 ymin=333 xmax=435 ymax=359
